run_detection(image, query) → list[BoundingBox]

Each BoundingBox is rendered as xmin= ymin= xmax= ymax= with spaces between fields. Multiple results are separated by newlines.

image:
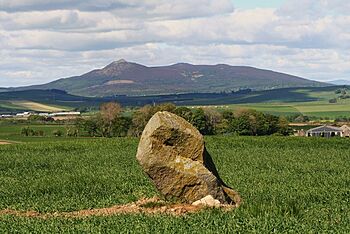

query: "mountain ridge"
xmin=6 ymin=59 xmax=329 ymax=97
xmin=328 ymin=80 xmax=350 ymax=86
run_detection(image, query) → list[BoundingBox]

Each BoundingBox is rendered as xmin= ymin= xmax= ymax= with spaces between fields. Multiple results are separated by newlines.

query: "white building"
xmin=16 ymin=112 xmax=31 ymax=117
xmin=306 ymin=125 xmax=343 ymax=138
xmin=49 ymin=111 xmax=81 ymax=117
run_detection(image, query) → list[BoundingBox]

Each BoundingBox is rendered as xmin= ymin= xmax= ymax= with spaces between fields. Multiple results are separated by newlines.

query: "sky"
xmin=0 ymin=0 xmax=350 ymax=87
xmin=233 ymin=0 xmax=284 ymax=9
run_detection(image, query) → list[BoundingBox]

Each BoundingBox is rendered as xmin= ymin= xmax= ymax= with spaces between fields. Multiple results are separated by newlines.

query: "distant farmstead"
xmin=340 ymin=125 xmax=350 ymax=137
xmin=306 ymin=125 xmax=344 ymax=138
xmin=0 ymin=111 xmax=81 ymax=119
xmin=48 ymin=112 xmax=81 ymax=117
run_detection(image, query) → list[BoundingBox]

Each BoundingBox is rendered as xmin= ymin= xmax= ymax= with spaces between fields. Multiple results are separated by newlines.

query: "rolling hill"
xmin=1 ymin=86 xmax=349 ymax=120
xmin=9 ymin=59 xmax=328 ymax=97
xmin=328 ymin=80 xmax=350 ymax=85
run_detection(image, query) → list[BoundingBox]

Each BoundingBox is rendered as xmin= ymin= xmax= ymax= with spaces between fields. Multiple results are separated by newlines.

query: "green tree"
xmin=230 ymin=109 xmax=283 ymax=136
xmin=222 ymin=111 xmax=234 ymax=122
xmin=28 ymin=115 xmax=47 ymax=122
xmin=231 ymin=115 xmax=254 ymax=135
xmin=111 ymin=116 xmax=132 ymax=137
xmin=99 ymin=102 xmax=122 ymax=137
xmin=277 ymin=116 xmax=291 ymax=136
xmin=21 ymin=127 xmax=34 ymax=136
xmin=190 ymin=109 xmax=214 ymax=135
xmin=66 ymin=126 xmax=78 ymax=137
xmin=52 ymin=129 xmax=63 ymax=137
xmin=263 ymin=114 xmax=279 ymax=135
xmin=231 ymin=109 xmax=257 ymax=135
xmin=174 ymin=106 xmax=193 ymax=122
xmin=130 ymin=105 xmax=155 ymax=137
xmin=203 ymin=108 xmax=223 ymax=135
xmin=75 ymin=118 xmax=99 ymax=137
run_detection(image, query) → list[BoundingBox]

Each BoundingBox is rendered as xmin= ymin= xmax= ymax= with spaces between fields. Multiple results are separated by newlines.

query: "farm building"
xmin=48 ymin=112 xmax=81 ymax=117
xmin=306 ymin=125 xmax=343 ymax=138
xmin=340 ymin=125 xmax=350 ymax=137
xmin=294 ymin=129 xmax=306 ymax=137
xmin=16 ymin=112 xmax=31 ymax=117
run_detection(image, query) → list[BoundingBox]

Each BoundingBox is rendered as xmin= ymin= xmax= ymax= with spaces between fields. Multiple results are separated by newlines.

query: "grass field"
xmin=0 ymin=101 xmax=26 ymax=113
xmin=189 ymin=87 xmax=350 ymax=119
xmin=9 ymin=100 xmax=69 ymax=112
xmin=0 ymin=122 xmax=72 ymax=142
xmin=197 ymin=100 xmax=350 ymax=119
xmin=0 ymin=136 xmax=349 ymax=232
xmin=0 ymin=101 xmax=24 ymax=110
xmin=0 ymin=100 xmax=71 ymax=114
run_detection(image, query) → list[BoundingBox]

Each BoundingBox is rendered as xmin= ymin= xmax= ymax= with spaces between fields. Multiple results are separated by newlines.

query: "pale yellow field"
xmin=9 ymin=101 xmax=68 ymax=112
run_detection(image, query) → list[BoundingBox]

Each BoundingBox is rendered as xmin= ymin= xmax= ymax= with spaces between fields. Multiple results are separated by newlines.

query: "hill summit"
xmin=14 ymin=59 xmax=328 ymax=97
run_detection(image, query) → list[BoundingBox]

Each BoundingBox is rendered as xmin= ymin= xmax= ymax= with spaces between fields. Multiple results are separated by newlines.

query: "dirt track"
xmin=0 ymin=197 xmax=236 ymax=218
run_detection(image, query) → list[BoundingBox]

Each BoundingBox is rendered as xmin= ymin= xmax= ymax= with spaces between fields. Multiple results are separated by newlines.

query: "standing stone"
xmin=136 ymin=111 xmax=240 ymax=205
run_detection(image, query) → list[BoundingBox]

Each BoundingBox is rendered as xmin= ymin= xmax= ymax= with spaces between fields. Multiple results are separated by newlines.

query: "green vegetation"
xmin=74 ymin=103 xmax=290 ymax=137
xmin=0 ymin=137 xmax=349 ymax=232
xmin=0 ymin=121 xmax=70 ymax=142
xmin=20 ymin=126 xmax=45 ymax=137
xmin=334 ymin=87 xmax=350 ymax=100
xmin=221 ymin=101 xmax=350 ymax=120
xmin=1 ymin=86 xmax=350 ymax=121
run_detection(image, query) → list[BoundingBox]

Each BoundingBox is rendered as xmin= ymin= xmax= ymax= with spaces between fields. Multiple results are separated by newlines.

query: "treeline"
xmin=74 ymin=102 xmax=291 ymax=137
xmin=287 ymin=114 xmax=350 ymax=123
xmin=20 ymin=127 xmax=64 ymax=137
xmin=329 ymin=87 xmax=350 ymax=103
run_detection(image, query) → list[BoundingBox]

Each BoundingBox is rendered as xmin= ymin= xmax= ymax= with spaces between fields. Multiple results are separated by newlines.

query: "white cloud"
xmin=277 ymin=0 xmax=350 ymax=19
xmin=0 ymin=0 xmax=133 ymax=12
xmin=0 ymin=0 xmax=234 ymax=19
xmin=0 ymin=0 xmax=350 ymax=87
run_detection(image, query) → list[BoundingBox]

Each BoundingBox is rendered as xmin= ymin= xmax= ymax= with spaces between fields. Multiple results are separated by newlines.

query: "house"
xmin=306 ymin=125 xmax=343 ymax=138
xmin=16 ymin=112 xmax=31 ymax=117
xmin=0 ymin=114 xmax=13 ymax=118
xmin=48 ymin=112 xmax=81 ymax=117
xmin=340 ymin=125 xmax=350 ymax=137
xmin=294 ymin=129 xmax=306 ymax=137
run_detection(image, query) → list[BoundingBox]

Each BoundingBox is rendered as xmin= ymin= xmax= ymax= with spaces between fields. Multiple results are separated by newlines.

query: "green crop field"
xmin=8 ymin=100 xmax=69 ymax=112
xmin=0 ymin=136 xmax=349 ymax=233
xmin=196 ymin=100 xmax=350 ymax=119
xmin=0 ymin=122 xmax=71 ymax=142
xmin=185 ymin=86 xmax=350 ymax=119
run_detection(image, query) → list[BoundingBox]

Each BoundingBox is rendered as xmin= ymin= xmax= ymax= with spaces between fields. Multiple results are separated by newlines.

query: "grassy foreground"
xmin=0 ymin=137 xmax=349 ymax=233
xmin=0 ymin=122 xmax=69 ymax=142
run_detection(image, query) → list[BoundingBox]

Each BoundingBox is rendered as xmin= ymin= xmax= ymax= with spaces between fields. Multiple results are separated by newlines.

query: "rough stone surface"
xmin=136 ymin=111 xmax=240 ymax=205
xmin=192 ymin=195 xmax=221 ymax=208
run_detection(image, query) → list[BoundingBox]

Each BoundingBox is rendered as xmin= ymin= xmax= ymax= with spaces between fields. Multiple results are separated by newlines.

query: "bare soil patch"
xmin=105 ymin=80 xmax=135 ymax=85
xmin=0 ymin=197 xmax=237 ymax=219
xmin=9 ymin=100 xmax=66 ymax=112
xmin=0 ymin=141 xmax=11 ymax=145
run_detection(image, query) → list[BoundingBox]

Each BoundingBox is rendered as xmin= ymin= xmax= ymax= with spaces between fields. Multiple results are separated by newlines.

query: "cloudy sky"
xmin=0 ymin=0 xmax=349 ymax=87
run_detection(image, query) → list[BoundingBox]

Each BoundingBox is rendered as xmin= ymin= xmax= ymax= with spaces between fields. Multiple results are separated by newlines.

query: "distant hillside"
xmin=10 ymin=59 xmax=328 ymax=97
xmin=328 ymin=80 xmax=350 ymax=85
xmin=0 ymin=86 xmax=347 ymax=114
xmin=0 ymin=89 xmax=88 ymax=113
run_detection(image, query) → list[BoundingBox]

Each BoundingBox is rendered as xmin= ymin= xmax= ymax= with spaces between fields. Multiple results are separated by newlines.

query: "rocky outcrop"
xmin=136 ymin=111 xmax=240 ymax=205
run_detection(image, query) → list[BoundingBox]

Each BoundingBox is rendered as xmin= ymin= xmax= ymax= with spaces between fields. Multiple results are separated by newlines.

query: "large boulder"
xmin=136 ymin=111 xmax=240 ymax=205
